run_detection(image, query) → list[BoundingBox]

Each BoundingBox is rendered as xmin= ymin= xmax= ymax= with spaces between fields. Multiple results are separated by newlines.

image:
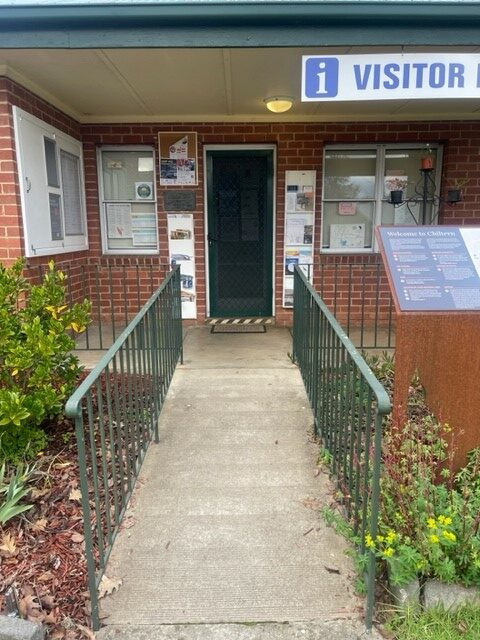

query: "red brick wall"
xmin=2 ymin=77 xmax=480 ymax=326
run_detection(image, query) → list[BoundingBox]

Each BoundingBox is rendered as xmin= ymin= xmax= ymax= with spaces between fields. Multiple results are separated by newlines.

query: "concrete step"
xmin=97 ymin=621 xmax=383 ymax=640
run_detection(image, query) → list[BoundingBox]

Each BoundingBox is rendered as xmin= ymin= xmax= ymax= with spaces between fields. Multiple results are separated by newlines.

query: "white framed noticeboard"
xmin=330 ymin=223 xmax=365 ymax=249
xmin=167 ymin=213 xmax=197 ymax=319
xmin=283 ymin=170 xmax=316 ymax=307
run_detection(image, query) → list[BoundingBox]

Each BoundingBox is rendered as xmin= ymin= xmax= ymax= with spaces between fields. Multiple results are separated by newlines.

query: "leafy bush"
xmin=0 ymin=259 xmax=90 ymax=462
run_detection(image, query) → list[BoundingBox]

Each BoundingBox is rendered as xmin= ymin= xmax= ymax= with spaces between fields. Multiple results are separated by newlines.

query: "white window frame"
xmin=321 ymin=143 xmax=443 ymax=254
xmin=97 ymin=145 xmax=159 ymax=255
xmin=13 ymin=106 xmax=88 ymax=257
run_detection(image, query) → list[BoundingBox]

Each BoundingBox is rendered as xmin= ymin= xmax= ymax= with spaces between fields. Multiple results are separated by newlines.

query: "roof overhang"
xmin=1 ymin=2 xmax=480 ymax=48
xmin=2 ymin=45 xmax=480 ymax=123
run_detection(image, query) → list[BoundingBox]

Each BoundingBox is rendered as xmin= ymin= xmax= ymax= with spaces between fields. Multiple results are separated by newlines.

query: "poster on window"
xmin=283 ymin=171 xmax=316 ymax=307
xmin=167 ymin=213 xmax=197 ymax=319
xmin=330 ymin=223 xmax=365 ymax=249
xmin=106 ymin=203 xmax=133 ymax=239
xmin=159 ymin=132 xmax=198 ymax=186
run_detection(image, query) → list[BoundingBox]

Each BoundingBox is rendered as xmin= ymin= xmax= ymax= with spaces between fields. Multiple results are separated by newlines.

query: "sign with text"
xmin=378 ymin=226 xmax=480 ymax=312
xmin=302 ymin=54 xmax=480 ymax=102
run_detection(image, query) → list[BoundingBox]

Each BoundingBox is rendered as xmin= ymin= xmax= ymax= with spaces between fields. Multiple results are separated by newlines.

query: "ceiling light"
xmin=264 ymin=96 xmax=293 ymax=113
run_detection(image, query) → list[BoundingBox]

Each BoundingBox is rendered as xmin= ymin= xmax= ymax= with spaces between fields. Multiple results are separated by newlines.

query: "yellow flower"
xmin=438 ymin=515 xmax=445 ymax=525
xmin=443 ymin=530 xmax=456 ymax=542
xmin=430 ymin=534 xmax=440 ymax=544
xmin=384 ymin=547 xmax=394 ymax=557
xmin=427 ymin=517 xmax=436 ymax=529
xmin=376 ymin=535 xmax=385 ymax=543
xmin=365 ymin=534 xmax=375 ymax=549
xmin=444 ymin=516 xmax=452 ymax=526
xmin=386 ymin=530 xmax=397 ymax=544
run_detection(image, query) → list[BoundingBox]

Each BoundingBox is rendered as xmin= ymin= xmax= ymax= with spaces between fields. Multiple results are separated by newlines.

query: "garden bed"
xmin=0 ymin=415 xmax=95 ymax=639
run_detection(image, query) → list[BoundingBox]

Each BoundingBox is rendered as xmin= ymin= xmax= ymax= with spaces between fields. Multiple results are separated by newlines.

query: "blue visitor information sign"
xmin=302 ymin=54 xmax=480 ymax=102
xmin=378 ymin=226 xmax=480 ymax=312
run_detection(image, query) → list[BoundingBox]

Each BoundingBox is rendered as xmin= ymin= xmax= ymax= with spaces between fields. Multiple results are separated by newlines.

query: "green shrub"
xmin=0 ymin=259 xmax=90 ymax=462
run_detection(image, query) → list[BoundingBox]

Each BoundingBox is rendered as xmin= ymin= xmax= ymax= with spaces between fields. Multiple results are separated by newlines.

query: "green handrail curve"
xmin=292 ymin=265 xmax=391 ymax=630
xmin=65 ymin=266 xmax=182 ymax=631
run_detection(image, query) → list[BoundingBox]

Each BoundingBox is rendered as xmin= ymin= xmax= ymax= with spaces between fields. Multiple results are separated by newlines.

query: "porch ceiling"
xmin=2 ymin=46 xmax=480 ymax=123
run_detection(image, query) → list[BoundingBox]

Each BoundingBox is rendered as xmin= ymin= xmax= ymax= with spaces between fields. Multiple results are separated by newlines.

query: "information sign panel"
xmin=377 ymin=226 xmax=480 ymax=311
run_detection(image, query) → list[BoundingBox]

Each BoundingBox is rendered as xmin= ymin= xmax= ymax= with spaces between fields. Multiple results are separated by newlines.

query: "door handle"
xmin=208 ymin=233 xmax=217 ymax=246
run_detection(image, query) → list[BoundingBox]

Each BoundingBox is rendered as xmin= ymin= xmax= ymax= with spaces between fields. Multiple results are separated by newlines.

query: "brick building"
xmin=1 ymin=0 xmax=480 ymax=327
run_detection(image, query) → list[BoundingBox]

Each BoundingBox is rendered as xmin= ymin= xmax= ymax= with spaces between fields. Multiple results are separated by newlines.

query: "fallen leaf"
xmin=69 ymin=488 xmax=82 ymax=501
xmin=43 ymin=610 xmax=58 ymax=624
xmin=40 ymin=594 xmax=55 ymax=610
xmin=301 ymin=497 xmax=322 ymax=511
xmin=324 ymin=565 xmax=341 ymax=574
xmin=314 ymin=468 xmax=320 ymax=477
xmin=458 ymin=620 xmax=468 ymax=633
xmin=19 ymin=594 xmax=42 ymax=622
xmin=98 ymin=574 xmax=123 ymax=599
xmin=54 ymin=462 xmax=72 ymax=469
xmin=71 ymin=532 xmax=85 ymax=544
xmin=0 ymin=533 xmax=18 ymax=558
xmin=32 ymin=518 xmax=48 ymax=532
xmin=37 ymin=571 xmax=54 ymax=583
xmin=31 ymin=487 xmax=51 ymax=500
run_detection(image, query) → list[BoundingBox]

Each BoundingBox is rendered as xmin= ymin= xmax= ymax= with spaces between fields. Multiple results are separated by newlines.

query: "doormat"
xmin=211 ymin=323 xmax=266 ymax=334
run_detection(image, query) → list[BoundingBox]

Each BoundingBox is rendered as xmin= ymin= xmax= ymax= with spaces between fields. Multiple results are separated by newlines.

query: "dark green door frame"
xmin=206 ymin=148 xmax=274 ymax=318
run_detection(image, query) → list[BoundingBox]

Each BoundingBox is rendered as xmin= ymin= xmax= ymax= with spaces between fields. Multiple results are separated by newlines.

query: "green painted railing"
xmin=292 ymin=266 xmax=391 ymax=630
xmin=65 ymin=266 xmax=183 ymax=631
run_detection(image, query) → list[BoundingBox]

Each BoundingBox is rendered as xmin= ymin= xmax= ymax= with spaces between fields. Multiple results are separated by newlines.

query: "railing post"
xmin=365 ymin=410 xmax=385 ymax=630
xmin=74 ymin=407 xmax=101 ymax=631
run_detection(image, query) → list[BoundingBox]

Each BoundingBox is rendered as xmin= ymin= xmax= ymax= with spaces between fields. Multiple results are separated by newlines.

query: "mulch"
xmin=0 ymin=417 xmax=96 ymax=639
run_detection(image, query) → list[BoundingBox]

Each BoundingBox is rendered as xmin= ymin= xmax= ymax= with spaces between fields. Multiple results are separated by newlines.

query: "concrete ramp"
xmin=99 ymin=327 xmax=364 ymax=630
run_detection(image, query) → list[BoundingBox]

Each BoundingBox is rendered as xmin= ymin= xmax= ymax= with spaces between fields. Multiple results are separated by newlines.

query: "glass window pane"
xmin=61 ymin=150 xmax=84 ymax=236
xmin=44 ymin=137 xmax=59 ymax=188
xmin=49 ymin=193 xmax=63 ymax=241
xmin=102 ymin=150 xmax=154 ymax=201
xmin=384 ymin=147 xmax=438 ymax=200
xmin=383 ymin=147 xmax=438 ymax=225
xmin=324 ymin=149 xmax=377 ymax=199
xmin=322 ymin=201 xmax=374 ymax=249
xmin=381 ymin=200 xmax=436 ymax=226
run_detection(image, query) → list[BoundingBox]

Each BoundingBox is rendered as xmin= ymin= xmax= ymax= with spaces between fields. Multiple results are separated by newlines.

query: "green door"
xmin=207 ymin=150 xmax=274 ymax=317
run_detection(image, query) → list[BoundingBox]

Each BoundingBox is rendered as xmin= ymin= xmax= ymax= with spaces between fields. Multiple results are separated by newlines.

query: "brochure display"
xmin=167 ymin=213 xmax=197 ymax=319
xmin=159 ymin=132 xmax=198 ymax=186
xmin=377 ymin=225 xmax=480 ymax=471
xmin=283 ymin=170 xmax=316 ymax=307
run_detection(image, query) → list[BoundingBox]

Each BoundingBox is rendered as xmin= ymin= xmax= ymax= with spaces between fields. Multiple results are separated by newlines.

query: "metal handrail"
xmin=292 ymin=265 xmax=391 ymax=629
xmin=65 ymin=266 xmax=183 ymax=630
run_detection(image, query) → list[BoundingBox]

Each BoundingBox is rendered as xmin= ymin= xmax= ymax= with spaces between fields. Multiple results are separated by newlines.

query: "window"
xmin=98 ymin=147 xmax=158 ymax=254
xmin=322 ymin=144 xmax=442 ymax=252
xmin=13 ymin=107 xmax=88 ymax=257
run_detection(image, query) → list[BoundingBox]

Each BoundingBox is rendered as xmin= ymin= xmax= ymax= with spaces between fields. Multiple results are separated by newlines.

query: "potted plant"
xmin=421 ymin=146 xmax=435 ymax=170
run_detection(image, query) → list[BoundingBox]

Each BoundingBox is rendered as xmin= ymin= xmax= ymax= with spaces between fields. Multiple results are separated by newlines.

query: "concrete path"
xmin=98 ymin=327 xmax=373 ymax=638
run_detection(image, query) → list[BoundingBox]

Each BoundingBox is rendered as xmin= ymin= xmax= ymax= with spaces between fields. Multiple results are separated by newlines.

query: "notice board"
xmin=377 ymin=226 xmax=480 ymax=311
